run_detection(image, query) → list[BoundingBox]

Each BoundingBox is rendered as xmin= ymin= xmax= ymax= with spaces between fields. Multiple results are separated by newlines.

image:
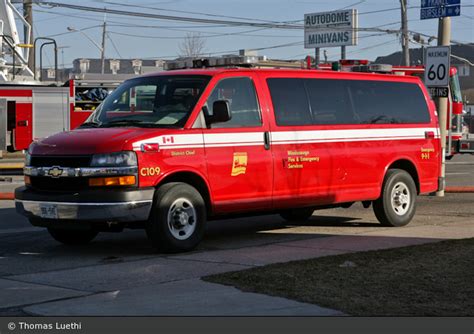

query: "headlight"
xmin=90 ymin=151 xmax=137 ymax=167
xmin=25 ymin=151 xmax=31 ymax=166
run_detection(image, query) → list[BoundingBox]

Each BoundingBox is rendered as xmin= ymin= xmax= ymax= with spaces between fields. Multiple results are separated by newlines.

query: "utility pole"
xmin=400 ymin=0 xmax=410 ymax=66
xmin=100 ymin=11 xmax=107 ymax=74
xmin=23 ymin=0 xmax=34 ymax=72
xmin=436 ymin=17 xmax=451 ymax=197
xmin=341 ymin=46 xmax=346 ymax=60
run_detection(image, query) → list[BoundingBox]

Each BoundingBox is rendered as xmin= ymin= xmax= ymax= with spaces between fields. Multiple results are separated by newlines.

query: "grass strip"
xmin=204 ymin=238 xmax=474 ymax=316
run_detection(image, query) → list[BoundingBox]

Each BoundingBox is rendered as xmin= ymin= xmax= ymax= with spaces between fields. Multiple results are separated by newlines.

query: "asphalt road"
xmin=445 ymin=154 xmax=474 ymax=187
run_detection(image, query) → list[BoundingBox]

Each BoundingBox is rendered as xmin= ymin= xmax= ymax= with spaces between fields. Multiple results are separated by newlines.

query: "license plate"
xmin=39 ymin=203 xmax=58 ymax=219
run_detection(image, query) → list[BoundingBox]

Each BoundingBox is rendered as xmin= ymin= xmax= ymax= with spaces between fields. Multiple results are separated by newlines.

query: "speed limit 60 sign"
xmin=424 ymin=46 xmax=450 ymax=87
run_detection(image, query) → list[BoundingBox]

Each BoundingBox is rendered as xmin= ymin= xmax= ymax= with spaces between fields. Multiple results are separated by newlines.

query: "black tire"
xmin=280 ymin=208 xmax=314 ymax=222
xmin=373 ymin=169 xmax=417 ymax=227
xmin=47 ymin=228 xmax=98 ymax=245
xmin=146 ymin=182 xmax=206 ymax=253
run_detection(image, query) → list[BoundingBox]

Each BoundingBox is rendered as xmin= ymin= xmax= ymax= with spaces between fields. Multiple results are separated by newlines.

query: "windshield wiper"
xmin=79 ymin=121 xmax=101 ymax=128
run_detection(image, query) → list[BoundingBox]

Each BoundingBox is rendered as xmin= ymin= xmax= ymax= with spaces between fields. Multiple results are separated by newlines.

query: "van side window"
xmin=206 ymin=77 xmax=262 ymax=128
xmin=349 ymin=81 xmax=431 ymax=124
xmin=268 ymin=78 xmax=430 ymax=126
xmin=305 ymin=79 xmax=356 ymax=124
xmin=267 ymin=78 xmax=312 ymax=126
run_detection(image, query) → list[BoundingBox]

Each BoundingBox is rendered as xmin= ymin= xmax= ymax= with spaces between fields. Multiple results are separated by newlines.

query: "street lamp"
xmin=67 ymin=26 xmax=105 ymax=74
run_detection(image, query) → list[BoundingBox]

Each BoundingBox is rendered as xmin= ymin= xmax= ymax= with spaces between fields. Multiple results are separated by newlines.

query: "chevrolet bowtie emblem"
xmin=47 ymin=166 xmax=64 ymax=178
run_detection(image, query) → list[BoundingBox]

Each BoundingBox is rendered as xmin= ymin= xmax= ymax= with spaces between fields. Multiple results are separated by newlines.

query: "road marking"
xmin=445 ymin=172 xmax=471 ymax=175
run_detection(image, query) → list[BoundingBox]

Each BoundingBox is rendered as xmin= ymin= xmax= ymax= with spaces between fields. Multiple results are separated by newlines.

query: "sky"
xmin=25 ymin=0 xmax=474 ymax=68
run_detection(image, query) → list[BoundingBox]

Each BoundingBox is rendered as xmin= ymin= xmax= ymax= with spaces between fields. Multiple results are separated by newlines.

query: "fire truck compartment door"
xmin=0 ymin=99 xmax=6 ymax=151
xmin=33 ymin=88 xmax=69 ymax=140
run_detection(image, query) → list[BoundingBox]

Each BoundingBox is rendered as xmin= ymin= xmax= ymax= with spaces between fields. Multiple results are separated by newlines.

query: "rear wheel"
xmin=373 ymin=169 xmax=417 ymax=227
xmin=47 ymin=228 xmax=98 ymax=245
xmin=146 ymin=182 xmax=206 ymax=253
xmin=280 ymin=208 xmax=315 ymax=222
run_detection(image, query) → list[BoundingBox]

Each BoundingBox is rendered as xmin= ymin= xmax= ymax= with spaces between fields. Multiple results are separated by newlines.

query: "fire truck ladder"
xmin=0 ymin=0 xmax=35 ymax=81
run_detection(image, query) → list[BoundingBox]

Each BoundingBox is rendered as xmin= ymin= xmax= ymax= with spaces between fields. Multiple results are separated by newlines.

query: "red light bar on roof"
xmin=340 ymin=59 xmax=369 ymax=66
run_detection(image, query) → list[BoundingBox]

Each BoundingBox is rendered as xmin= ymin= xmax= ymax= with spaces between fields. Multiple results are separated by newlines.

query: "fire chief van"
xmin=15 ymin=64 xmax=441 ymax=252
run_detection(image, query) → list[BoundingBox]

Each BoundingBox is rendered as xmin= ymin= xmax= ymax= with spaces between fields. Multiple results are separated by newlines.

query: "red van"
xmin=15 ymin=67 xmax=441 ymax=252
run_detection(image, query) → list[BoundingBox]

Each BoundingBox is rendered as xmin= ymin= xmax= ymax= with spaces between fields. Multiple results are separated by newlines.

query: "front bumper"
xmin=15 ymin=186 xmax=154 ymax=223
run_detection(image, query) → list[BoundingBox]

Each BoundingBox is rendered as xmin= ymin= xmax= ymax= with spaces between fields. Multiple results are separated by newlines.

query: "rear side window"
xmin=350 ymin=81 xmax=430 ymax=124
xmin=267 ymin=78 xmax=430 ymax=126
xmin=305 ymin=79 xmax=356 ymax=124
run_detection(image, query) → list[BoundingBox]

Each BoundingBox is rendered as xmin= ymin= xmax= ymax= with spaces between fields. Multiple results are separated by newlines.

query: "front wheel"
xmin=146 ymin=182 xmax=206 ymax=253
xmin=373 ymin=169 xmax=417 ymax=227
xmin=47 ymin=228 xmax=98 ymax=245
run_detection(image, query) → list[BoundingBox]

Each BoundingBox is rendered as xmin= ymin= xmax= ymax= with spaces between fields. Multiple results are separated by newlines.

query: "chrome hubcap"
xmin=167 ymin=198 xmax=196 ymax=240
xmin=391 ymin=182 xmax=410 ymax=216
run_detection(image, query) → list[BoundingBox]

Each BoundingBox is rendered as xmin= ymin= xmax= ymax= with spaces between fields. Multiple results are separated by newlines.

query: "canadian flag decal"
xmin=162 ymin=136 xmax=175 ymax=144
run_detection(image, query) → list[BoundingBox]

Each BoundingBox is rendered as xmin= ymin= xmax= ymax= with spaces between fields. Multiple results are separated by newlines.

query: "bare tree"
xmin=179 ymin=32 xmax=206 ymax=58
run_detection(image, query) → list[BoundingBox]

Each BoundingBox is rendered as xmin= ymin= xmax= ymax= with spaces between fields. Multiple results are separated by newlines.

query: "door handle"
xmin=264 ymin=131 xmax=270 ymax=150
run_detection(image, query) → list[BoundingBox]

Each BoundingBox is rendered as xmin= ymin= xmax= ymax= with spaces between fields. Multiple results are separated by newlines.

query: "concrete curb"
xmin=0 ymin=187 xmax=473 ymax=201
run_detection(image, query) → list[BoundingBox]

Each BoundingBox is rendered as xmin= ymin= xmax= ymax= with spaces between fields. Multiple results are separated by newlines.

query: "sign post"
xmin=425 ymin=45 xmax=451 ymax=196
xmin=419 ymin=1 xmax=460 ymax=196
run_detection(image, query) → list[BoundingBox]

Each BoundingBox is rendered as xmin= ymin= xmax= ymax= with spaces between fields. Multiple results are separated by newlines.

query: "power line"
xmin=34 ymin=1 xmax=303 ymax=29
xmin=106 ymin=32 xmax=122 ymax=58
xmin=92 ymin=0 xmax=297 ymax=25
xmin=45 ymin=24 xmax=102 ymax=38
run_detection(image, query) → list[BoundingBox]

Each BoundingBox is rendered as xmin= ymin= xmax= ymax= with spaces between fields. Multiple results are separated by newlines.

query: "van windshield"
xmin=82 ymin=75 xmax=210 ymax=128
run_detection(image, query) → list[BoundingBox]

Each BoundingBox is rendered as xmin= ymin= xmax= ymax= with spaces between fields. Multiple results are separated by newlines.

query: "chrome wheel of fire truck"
xmin=47 ymin=227 xmax=98 ymax=245
xmin=147 ymin=182 xmax=206 ymax=253
xmin=373 ymin=169 xmax=417 ymax=227
xmin=280 ymin=208 xmax=315 ymax=222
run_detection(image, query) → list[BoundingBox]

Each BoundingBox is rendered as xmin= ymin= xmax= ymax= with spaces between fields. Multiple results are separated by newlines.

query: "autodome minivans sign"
xmin=304 ymin=9 xmax=358 ymax=48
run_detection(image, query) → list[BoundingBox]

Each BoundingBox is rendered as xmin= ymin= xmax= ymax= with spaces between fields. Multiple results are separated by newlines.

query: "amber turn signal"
xmin=89 ymin=175 xmax=136 ymax=187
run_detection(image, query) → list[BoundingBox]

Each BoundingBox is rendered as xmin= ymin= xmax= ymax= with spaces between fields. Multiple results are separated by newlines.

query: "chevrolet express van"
xmin=15 ymin=67 xmax=441 ymax=252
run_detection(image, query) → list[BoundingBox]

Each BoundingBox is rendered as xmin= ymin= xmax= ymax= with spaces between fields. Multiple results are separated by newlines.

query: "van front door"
xmin=201 ymin=75 xmax=273 ymax=214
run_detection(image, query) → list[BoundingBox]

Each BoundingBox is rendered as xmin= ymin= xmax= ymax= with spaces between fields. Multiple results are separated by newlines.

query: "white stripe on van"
xmin=271 ymin=128 xmax=437 ymax=144
xmin=132 ymin=128 xmax=439 ymax=151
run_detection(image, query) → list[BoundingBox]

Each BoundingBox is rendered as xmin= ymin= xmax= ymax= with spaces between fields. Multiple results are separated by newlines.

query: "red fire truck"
xmin=0 ymin=76 xmax=127 ymax=152
xmin=15 ymin=58 xmax=442 ymax=252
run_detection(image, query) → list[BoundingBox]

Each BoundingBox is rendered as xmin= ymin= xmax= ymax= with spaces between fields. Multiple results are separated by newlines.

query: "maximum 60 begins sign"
xmin=424 ymin=46 xmax=451 ymax=87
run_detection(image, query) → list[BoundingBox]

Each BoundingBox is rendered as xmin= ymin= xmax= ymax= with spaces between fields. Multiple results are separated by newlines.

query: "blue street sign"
xmin=421 ymin=0 xmax=461 ymax=9
xmin=420 ymin=4 xmax=461 ymax=20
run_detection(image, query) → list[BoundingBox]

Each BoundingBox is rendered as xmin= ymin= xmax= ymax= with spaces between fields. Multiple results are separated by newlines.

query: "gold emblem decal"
xmin=231 ymin=152 xmax=248 ymax=176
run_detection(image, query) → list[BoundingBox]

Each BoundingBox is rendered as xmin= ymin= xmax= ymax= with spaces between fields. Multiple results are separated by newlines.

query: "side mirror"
xmin=207 ymin=100 xmax=231 ymax=125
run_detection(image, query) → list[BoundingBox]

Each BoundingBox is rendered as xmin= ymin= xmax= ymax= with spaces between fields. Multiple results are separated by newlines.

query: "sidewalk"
xmin=13 ymin=218 xmax=474 ymax=316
